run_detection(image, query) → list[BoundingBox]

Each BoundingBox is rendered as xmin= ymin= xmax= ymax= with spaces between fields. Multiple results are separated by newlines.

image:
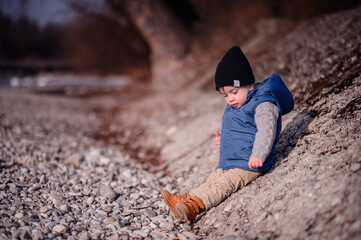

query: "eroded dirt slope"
xmin=154 ymin=6 xmax=361 ymax=239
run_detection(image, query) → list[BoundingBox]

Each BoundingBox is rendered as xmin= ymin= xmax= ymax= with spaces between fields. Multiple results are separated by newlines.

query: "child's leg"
xmin=189 ymin=168 xmax=223 ymax=197
xmin=191 ymin=168 xmax=261 ymax=209
xmin=162 ymin=170 xmax=223 ymax=220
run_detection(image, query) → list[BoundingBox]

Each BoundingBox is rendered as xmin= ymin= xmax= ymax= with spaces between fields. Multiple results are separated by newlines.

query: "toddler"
xmin=162 ymin=46 xmax=294 ymax=223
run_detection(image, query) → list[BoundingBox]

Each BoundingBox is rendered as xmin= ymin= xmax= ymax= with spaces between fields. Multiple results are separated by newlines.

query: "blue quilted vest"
xmin=219 ymin=73 xmax=294 ymax=171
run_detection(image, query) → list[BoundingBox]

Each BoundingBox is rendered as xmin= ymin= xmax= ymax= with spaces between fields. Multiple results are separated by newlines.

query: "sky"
xmin=1 ymin=0 xmax=74 ymax=27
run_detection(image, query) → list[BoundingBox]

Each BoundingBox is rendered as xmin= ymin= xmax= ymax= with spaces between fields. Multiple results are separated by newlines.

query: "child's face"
xmin=219 ymin=84 xmax=254 ymax=108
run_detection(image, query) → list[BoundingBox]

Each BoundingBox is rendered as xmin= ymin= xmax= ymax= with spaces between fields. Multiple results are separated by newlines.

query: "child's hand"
xmin=214 ymin=131 xmax=221 ymax=150
xmin=248 ymin=157 xmax=263 ymax=170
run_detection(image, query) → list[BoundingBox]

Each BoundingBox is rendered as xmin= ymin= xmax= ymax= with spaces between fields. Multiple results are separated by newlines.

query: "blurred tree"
xmin=106 ymin=0 xmax=196 ymax=89
xmin=63 ymin=0 xmax=151 ymax=80
xmin=0 ymin=8 xmax=63 ymax=62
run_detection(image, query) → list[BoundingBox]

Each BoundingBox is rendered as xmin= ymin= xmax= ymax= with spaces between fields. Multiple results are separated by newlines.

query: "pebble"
xmin=143 ymin=209 xmax=158 ymax=218
xmin=39 ymin=206 xmax=49 ymax=213
xmin=122 ymin=170 xmax=132 ymax=178
xmin=180 ymin=223 xmax=192 ymax=230
xmin=78 ymin=232 xmax=90 ymax=240
xmin=32 ymin=229 xmax=43 ymax=240
xmin=133 ymin=230 xmax=148 ymax=238
xmin=182 ymin=231 xmax=198 ymax=238
xmin=86 ymin=196 xmax=95 ymax=205
xmin=350 ymin=163 xmax=360 ymax=172
xmin=73 ymin=225 xmax=85 ymax=232
xmin=99 ymin=185 xmax=118 ymax=201
xmin=60 ymin=204 xmax=70 ymax=212
xmin=28 ymin=184 xmax=41 ymax=192
xmin=224 ymin=205 xmax=232 ymax=212
xmin=159 ymin=222 xmax=174 ymax=231
xmin=52 ymin=224 xmax=67 ymax=234
xmin=104 ymin=217 xmax=117 ymax=224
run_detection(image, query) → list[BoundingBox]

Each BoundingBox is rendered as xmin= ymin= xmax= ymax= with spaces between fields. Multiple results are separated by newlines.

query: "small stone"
xmin=39 ymin=206 xmax=49 ymax=213
xmin=60 ymin=204 xmax=70 ymax=212
xmin=224 ymin=205 xmax=232 ymax=212
xmin=9 ymin=183 xmax=18 ymax=193
xmin=90 ymin=232 xmax=100 ymax=240
xmin=122 ymin=170 xmax=132 ymax=178
xmin=19 ymin=229 xmax=32 ymax=240
xmin=350 ymin=163 xmax=360 ymax=172
xmin=28 ymin=184 xmax=41 ymax=193
xmin=15 ymin=212 xmax=24 ymax=219
xmin=99 ymin=156 xmax=110 ymax=166
xmin=32 ymin=229 xmax=43 ymax=240
xmin=180 ymin=223 xmax=192 ymax=230
xmin=11 ymin=229 xmax=19 ymax=239
xmin=99 ymin=185 xmax=118 ymax=201
xmin=256 ymin=212 xmax=268 ymax=224
xmin=340 ymin=131 xmax=348 ymax=138
xmin=164 ymin=184 xmax=174 ymax=192
xmin=332 ymin=197 xmax=342 ymax=207
xmin=214 ymin=221 xmax=222 ymax=228
xmin=156 ymin=171 xmax=165 ymax=178
xmin=104 ymin=217 xmax=117 ymax=224
xmin=39 ymin=175 xmax=46 ymax=184
xmin=52 ymin=224 xmax=67 ymax=234
xmin=351 ymin=56 xmax=357 ymax=63
xmin=96 ymin=210 xmax=107 ymax=216
xmin=149 ymin=230 xmax=168 ymax=239
xmin=67 ymin=154 xmax=81 ymax=167
xmin=219 ymin=235 xmax=237 ymax=240
xmin=182 ymin=231 xmax=198 ymax=238
xmin=168 ymin=232 xmax=177 ymax=239
xmin=133 ymin=230 xmax=148 ymax=238
xmin=159 ymin=222 xmax=174 ymax=231
xmin=149 ymin=222 xmax=158 ymax=229
xmin=143 ymin=209 xmax=157 ymax=218
xmin=73 ymin=225 xmax=85 ymax=232
xmin=86 ymin=196 xmax=95 ymax=205
xmin=78 ymin=231 xmax=90 ymax=240
xmin=176 ymin=233 xmax=188 ymax=240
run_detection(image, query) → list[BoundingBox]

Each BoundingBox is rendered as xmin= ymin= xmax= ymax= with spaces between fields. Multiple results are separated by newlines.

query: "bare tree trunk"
xmin=120 ymin=0 xmax=191 ymax=90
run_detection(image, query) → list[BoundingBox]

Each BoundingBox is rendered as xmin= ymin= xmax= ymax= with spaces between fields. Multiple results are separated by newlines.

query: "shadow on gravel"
xmin=90 ymin=105 xmax=162 ymax=173
xmin=270 ymin=110 xmax=316 ymax=172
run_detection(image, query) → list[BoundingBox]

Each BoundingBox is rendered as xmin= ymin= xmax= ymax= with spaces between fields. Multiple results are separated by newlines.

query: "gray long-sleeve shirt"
xmin=250 ymin=101 xmax=279 ymax=162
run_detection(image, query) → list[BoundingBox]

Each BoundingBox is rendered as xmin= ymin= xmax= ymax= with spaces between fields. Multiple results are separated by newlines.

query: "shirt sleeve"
xmin=251 ymin=102 xmax=279 ymax=162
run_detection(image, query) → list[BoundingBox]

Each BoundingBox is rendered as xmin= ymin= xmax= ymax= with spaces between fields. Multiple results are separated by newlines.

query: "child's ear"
xmin=248 ymin=84 xmax=254 ymax=91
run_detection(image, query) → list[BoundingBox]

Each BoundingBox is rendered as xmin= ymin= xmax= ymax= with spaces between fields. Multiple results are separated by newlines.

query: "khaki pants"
xmin=190 ymin=168 xmax=261 ymax=210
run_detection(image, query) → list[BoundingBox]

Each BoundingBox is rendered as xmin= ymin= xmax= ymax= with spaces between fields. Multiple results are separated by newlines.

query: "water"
xmin=0 ymin=77 xmax=11 ymax=86
xmin=0 ymin=74 xmax=130 ymax=95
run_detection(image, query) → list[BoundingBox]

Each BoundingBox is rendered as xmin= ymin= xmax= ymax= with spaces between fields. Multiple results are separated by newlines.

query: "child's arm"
xmin=214 ymin=131 xmax=221 ymax=150
xmin=249 ymin=102 xmax=279 ymax=170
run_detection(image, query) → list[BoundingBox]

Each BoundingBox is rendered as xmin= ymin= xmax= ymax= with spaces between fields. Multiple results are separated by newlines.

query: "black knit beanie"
xmin=215 ymin=46 xmax=255 ymax=90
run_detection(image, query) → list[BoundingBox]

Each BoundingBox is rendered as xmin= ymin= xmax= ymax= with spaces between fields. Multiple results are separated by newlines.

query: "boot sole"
xmin=175 ymin=202 xmax=193 ymax=224
xmin=161 ymin=190 xmax=182 ymax=219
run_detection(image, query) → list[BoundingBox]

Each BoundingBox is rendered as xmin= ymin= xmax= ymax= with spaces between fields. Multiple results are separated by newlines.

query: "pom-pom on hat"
xmin=215 ymin=46 xmax=255 ymax=90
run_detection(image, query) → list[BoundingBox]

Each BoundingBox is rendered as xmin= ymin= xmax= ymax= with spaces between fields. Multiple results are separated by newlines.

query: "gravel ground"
xmin=1 ymin=5 xmax=361 ymax=240
xmin=0 ymin=89 xmax=203 ymax=239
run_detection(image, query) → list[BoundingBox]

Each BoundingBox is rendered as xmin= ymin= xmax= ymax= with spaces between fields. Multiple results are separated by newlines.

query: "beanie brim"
xmin=215 ymin=46 xmax=255 ymax=90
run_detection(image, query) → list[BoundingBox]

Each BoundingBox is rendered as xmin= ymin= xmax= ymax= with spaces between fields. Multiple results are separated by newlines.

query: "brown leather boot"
xmin=162 ymin=190 xmax=190 ymax=219
xmin=175 ymin=196 xmax=206 ymax=224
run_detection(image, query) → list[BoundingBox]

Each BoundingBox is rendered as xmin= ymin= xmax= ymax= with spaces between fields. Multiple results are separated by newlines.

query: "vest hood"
xmin=248 ymin=73 xmax=294 ymax=115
